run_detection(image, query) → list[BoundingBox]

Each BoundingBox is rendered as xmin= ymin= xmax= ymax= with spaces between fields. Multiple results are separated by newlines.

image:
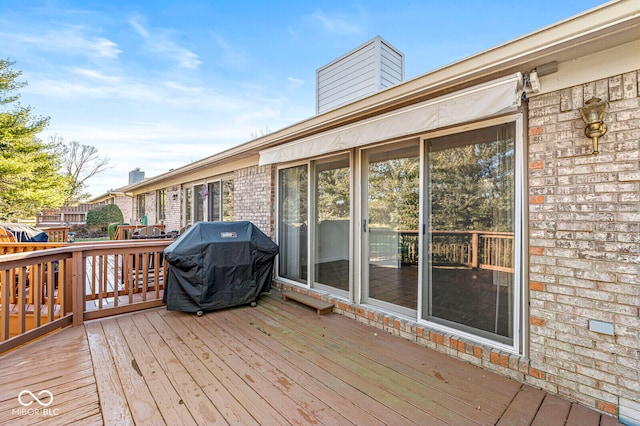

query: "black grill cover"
xmin=163 ymin=221 xmax=279 ymax=312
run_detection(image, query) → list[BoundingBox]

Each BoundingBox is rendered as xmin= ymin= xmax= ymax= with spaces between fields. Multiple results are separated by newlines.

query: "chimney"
xmin=316 ymin=36 xmax=404 ymax=114
xmin=129 ymin=168 xmax=145 ymax=185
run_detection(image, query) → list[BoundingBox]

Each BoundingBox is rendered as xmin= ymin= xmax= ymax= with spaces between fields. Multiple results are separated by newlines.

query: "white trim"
xmin=260 ymin=73 xmax=522 ymax=166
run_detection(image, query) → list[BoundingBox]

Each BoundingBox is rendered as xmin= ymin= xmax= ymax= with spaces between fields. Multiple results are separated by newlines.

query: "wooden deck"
xmin=0 ymin=289 xmax=621 ymax=425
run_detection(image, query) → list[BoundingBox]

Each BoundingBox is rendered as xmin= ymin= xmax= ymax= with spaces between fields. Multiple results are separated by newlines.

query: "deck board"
xmin=260 ymin=293 xmax=513 ymax=424
xmin=146 ymin=310 xmax=259 ymax=425
xmin=132 ymin=313 xmax=225 ymax=425
xmin=99 ymin=318 xmax=166 ymax=425
xmin=85 ymin=321 xmax=134 ymax=426
xmin=261 ymin=294 xmax=518 ymax=419
xmin=116 ymin=315 xmax=197 ymax=425
xmin=0 ymin=289 xmax=623 ymax=425
xmin=222 ymin=306 xmax=403 ymax=425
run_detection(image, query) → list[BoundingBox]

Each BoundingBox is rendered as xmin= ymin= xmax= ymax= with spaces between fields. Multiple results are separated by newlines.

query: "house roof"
xmin=122 ymin=0 xmax=640 ymax=194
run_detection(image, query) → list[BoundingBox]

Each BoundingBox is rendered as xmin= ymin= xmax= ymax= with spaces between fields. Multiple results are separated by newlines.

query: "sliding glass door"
xmin=425 ymin=123 xmax=516 ymax=344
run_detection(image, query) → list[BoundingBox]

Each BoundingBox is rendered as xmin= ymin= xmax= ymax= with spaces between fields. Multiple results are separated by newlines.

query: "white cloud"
xmin=287 ymin=77 xmax=304 ymax=91
xmin=311 ymin=10 xmax=362 ymax=35
xmin=70 ymin=67 xmax=121 ymax=83
xmin=129 ymin=18 xmax=202 ymax=70
xmin=2 ymin=28 xmax=121 ymax=58
xmin=129 ymin=19 xmax=149 ymax=38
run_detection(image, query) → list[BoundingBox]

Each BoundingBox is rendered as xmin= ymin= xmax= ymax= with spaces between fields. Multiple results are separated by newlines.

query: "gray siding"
xmin=316 ymin=36 xmax=404 ymax=114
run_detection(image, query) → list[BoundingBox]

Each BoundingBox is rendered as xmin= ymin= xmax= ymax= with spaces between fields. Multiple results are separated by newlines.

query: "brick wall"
xmin=165 ymin=186 xmax=182 ymax=232
xmin=528 ymin=71 xmax=639 ymax=415
xmin=114 ymin=196 xmax=132 ymax=224
xmin=145 ymin=192 xmax=157 ymax=225
xmin=233 ymin=165 xmax=275 ymax=237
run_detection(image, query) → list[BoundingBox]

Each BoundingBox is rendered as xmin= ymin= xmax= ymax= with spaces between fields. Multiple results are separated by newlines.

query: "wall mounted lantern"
xmin=579 ymin=97 xmax=608 ymax=155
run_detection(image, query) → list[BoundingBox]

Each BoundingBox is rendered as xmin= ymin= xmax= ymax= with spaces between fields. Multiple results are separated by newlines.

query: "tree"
xmin=52 ymin=136 xmax=111 ymax=204
xmin=0 ymin=59 xmax=68 ymax=221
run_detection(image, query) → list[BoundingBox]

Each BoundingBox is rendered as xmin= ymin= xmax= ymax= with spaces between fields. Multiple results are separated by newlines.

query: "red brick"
xmin=473 ymin=346 xmax=482 ymax=358
xmin=529 ymin=127 xmax=544 ymax=136
xmin=529 ymin=160 xmax=544 ymax=169
xmin=530 ymin=317 xmax=545 ymax=326
xmin=529 ymin=247 xmax=544 ymax=255
xmin=490 ymin=351 xmax=500 ymax=364
xmin=530 ymin=368 xmax=546 ymax=379
xmin=529 ymin=195 xmax=545 ymax=204
xmin=597 ymin=401 xmax=617 ymax=416
xmin=499 ymin=354 xmax=509 ymax=368
xmin=530 ymin=281 xmax=545 ymax=291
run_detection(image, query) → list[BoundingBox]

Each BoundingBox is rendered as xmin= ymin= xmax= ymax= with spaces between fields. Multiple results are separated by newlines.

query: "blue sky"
xmin=0 ymin=0 xmax=606 ymax=197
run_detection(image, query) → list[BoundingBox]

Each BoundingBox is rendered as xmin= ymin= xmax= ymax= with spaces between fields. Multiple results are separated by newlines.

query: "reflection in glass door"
xmin=364 ymin=141 xmax=420 ymax=312
xmin=314 ymin=155 xmax=350 ymax=293
xmin=426 ymin=123 xmax=516 ymax=344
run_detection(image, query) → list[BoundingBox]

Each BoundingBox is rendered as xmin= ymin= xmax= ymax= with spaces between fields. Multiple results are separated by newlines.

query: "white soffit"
xmin=259 ymin=73 xmax=522 ymax=165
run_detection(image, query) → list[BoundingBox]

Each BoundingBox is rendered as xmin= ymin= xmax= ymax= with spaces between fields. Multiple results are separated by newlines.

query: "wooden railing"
xmin=429 ymin=231 xmax=514 ymax=272
xmin=0 ymin=240 xmax=172 ymax=353
xmin=40 ymin=226 xmax=70 ymax=242
xmin=370 ymin=229 xmax=514 ymax=272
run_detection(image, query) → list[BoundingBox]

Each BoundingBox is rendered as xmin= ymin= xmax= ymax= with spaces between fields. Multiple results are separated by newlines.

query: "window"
xmin=135 ymin=195 xmax=145 ymax=223
xmin=185 ymin=187 xmax=192 ymax=226
xmin=206 ymin=179 xmax=233 ymax=221
xmin=222 ymin=179 xmax=234 ymax=221
xmin=207 ymin=181 xmax=220 ymax=221
xmin=157 ymin=189 xmax=166 ymax=222
xmin=425 ymin=122 xmax=517 ymax=344
xmin=194 ymin=184 xmax=205 ymax=223
xmin=278 ymin=165 xmax=308 ymax=283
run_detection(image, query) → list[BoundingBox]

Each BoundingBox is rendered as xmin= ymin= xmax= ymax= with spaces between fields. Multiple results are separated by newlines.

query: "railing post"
xmin=471 ymin=232 xmax=479 ymax=269
xmin=72 ymin=250 xmax=85 ymax=326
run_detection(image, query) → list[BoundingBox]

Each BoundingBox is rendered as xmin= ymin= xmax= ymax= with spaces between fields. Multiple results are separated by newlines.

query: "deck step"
xmin=282 ymin=291 xmax=333 ymax=315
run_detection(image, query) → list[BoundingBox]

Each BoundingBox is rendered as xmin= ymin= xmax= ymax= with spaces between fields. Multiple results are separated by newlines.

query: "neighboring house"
xmin=119 ymin=2 xmax=639 ymax=420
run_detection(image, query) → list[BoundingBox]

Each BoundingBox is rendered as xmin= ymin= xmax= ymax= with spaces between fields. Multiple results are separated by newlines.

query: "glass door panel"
xmin=365 ymin=142 xmax=420 ymax=311
xmin=426 ymin=123 xmax=515 ymax=343
xmin=314 ymin=155 xmax=350 ymax=292
xmin=278 ymin=165 xmax=308 ymax=283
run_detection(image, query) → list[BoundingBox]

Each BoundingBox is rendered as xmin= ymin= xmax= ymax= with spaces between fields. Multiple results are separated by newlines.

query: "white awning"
xmin=259 ymin=73 xmax=522 ymax=165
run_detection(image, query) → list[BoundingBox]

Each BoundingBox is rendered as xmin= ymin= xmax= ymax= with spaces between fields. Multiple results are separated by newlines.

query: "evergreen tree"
xmin=0 ymin=59 xmax=68 ymax=221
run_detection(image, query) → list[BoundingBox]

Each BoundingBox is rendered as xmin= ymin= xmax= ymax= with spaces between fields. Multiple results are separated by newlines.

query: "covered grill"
xmin=163 ymin=221 xmax=279 ymax=313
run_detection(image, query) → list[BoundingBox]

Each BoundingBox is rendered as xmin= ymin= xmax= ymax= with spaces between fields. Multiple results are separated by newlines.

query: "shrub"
xmin=86 ymin=204 xmax=124 ymax=232
xmin=107 ymin=222 xmax=128 ymax=240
